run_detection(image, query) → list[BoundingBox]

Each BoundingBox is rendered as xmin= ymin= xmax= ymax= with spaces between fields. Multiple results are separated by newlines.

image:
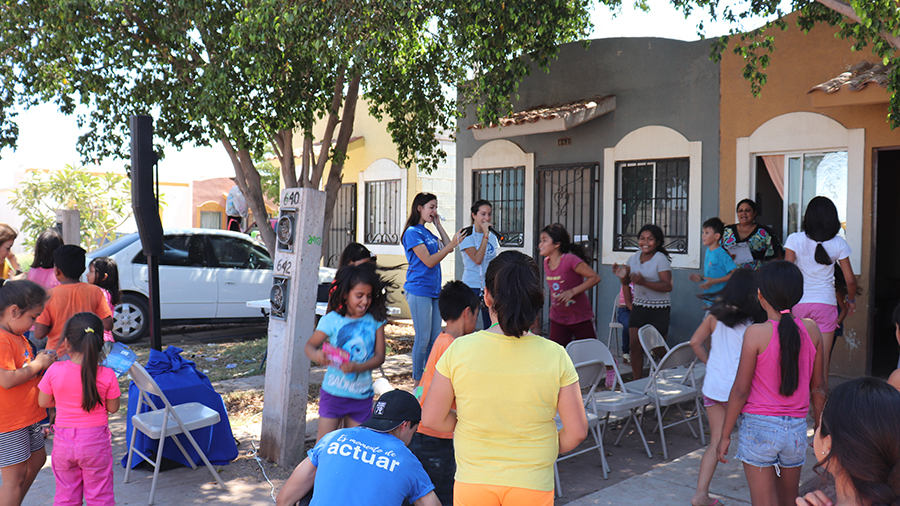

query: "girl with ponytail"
xmin=38 ymin=312 xmax=120 ymax=505
xmin=716 ymin=261 xmax=826 ymax=506
xmin=538 ymin=224 xmax=601 ymax=347
xmin=798 ymin=377 xmax=900 ymax=506
xmin=422 ymin=251 xmax=588 ymax=504
xmin=785 ymin=196 xmax=857 ymax=386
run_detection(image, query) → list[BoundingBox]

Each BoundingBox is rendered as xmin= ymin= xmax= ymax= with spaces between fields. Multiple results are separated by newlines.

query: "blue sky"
xmin=0 ymin=0 xmax=779 ymax=182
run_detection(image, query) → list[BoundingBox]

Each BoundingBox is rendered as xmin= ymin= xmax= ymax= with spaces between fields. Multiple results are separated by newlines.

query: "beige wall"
xmin=720 ymin=12 xmax=898 ymax=376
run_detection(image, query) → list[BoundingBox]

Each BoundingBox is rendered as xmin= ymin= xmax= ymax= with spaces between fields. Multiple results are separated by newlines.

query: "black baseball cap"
xmin=361 ymin=389 xmax=422 ymax=432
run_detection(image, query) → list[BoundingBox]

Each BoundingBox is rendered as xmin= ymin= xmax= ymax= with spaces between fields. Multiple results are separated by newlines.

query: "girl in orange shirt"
xmin=0 ymin=280 xmax=55 ymax=506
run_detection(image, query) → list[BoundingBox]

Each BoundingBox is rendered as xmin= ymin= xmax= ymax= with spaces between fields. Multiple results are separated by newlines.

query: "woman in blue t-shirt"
xmin=401 ymin=192 xmax=467 ymax=386
xmin=458 ymin=199 xmax=499 ymax=329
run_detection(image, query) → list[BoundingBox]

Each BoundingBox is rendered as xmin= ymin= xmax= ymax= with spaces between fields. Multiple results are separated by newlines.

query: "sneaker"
xmin=622 ymin=353 xmax=631 ymax=364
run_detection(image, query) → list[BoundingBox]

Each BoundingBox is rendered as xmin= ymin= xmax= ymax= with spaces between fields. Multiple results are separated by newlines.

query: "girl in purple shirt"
xmin=538 ymin=224 xmax=600 ymax=347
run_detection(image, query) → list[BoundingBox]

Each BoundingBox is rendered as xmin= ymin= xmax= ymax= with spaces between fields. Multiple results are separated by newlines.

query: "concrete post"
xmin=259 ymin=187 xmax=325 ymax=466
xmin=55 ymin=209 xmax=80 ymax=245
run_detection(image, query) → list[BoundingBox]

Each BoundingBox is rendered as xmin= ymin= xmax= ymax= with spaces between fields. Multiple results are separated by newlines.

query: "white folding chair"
xmin=553 ymin=357 xmax=609 ymax=497
xmin=606 ymin=297 xmax=623 ymax=355
xmin=628 ymin=324 xmax=706 ymax=393
xmin=642 ymin=342 xmax=705 ymax=459
xmin=124 ymin=362 xmax=227 ymax=505
xmin=567 ymin=339 xmax=653 ymax=460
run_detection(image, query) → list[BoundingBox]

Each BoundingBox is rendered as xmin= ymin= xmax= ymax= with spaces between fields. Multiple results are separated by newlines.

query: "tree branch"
xmin=311 ymin=66 xmax=346 ymax=186
xmin=815 ymin=0 xmax=900 ymax=49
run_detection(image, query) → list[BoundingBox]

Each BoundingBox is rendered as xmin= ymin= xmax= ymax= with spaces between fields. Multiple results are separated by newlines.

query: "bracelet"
xmin=847 ymin=298 xmax=855 ymax=304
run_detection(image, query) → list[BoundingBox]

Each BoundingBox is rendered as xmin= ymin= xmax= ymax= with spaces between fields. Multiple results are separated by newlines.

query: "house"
xmin=719 ymin=13 xmax=899 ymax=378
xmin=296 ymin=99 xmax=458 ymax=318
xmin=456 ymin=36 xmax=721 ymax=341
xmin=456 ymin=13 xmax=898 ymax=378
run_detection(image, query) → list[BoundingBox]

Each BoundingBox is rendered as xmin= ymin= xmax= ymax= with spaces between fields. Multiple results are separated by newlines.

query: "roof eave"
xmin=472 ymin=96 xmax=617 ymax=141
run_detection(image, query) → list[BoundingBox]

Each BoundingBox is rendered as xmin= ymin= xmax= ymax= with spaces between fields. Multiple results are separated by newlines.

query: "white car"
xmin=87 ymin=229 xmax=333 ymax=343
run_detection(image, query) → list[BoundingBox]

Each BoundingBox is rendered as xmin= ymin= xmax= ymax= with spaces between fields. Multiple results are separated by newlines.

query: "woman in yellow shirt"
xmin=0 ymin=224 xmax=22 ymax=280
xmin=423 ymin=250 xmax=587 ymax=505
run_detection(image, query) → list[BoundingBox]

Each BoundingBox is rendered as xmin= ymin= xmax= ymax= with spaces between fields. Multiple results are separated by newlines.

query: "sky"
xmin=0 ymin=0 xmax=782 ymax=184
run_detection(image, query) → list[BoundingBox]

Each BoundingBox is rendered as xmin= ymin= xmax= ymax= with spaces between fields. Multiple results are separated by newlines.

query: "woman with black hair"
xmin=784 ymin=196 xmax=857 ymax=385
xmin=422 ymin=251 xmax=587 ymax=506
xmin=722 ymin=199 xmax=783 ymax=270
xmin=459 ymin=200 xmax=499 ymax=329
xmin=798 ymin=377 xmax=900 ymax=506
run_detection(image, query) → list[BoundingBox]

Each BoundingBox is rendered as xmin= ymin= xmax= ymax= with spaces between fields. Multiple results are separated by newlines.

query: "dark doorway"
xmin=534 ymin=163 xmax=598 ymax=335
xmin=754 ymin=157 xmax=784 ymax=239
xmin=323 ymin=183 xmax=357 ymax=268
xmin=873 ymin=148 xmax=900 ymax=377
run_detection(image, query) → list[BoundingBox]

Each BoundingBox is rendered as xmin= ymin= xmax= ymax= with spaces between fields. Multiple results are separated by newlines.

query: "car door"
xmin=132 ymin=234 xmax=218 ymax=319
xmin=207 ymin=235 xmax=273 ymax=318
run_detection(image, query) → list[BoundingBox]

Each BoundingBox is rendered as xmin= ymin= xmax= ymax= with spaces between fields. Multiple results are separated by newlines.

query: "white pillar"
xmin=55 ymin=209 xmax=80 ymax=245
xmin=259 ymin=187 xmax=325 ymax=466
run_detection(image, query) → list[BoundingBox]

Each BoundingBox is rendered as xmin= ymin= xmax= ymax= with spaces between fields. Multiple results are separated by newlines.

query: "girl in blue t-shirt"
xmin=401 ymin=192 xmax=467 ymax=386
xmin=305 ymin=263 xmax=389 ymax=441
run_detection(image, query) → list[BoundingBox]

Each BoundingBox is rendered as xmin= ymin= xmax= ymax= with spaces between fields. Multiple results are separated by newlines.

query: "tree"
xmin=9 ymin=165 xmax=136 ymax=250
xmin=686 ymin=0 xmax=899 ymax=126
xmin=0 ymin=0 xmax=594 ymax=256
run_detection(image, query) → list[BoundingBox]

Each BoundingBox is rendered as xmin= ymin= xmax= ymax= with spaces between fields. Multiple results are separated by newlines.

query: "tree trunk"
xmin=320 ymin=74 xmax=360 ymax=259
xmin=273 ymin=129 xmax=298 ymax=189
xmin=221 ymin=138 xmax=277 ymax=256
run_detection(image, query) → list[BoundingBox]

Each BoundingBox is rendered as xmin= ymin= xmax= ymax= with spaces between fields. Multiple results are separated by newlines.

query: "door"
xmin=133 ymin=234 xmax=217 ymax=318
xmin=323 ymin=183 xmax=357 ymax=268
xmin=535 ymin=163 xmax=598 ymax=334
xmin=873 ymin=148 xmax=900 ymax=376
xmin=208 ymin=235 xmax=274 ymax=317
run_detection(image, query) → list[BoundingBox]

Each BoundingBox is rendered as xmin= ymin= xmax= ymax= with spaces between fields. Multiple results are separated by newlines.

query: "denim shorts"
xmin=735 ymin=413 xmax=807 ymax=468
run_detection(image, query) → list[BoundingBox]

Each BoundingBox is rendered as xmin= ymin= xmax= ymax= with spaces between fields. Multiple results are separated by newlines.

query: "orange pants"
xmin=453 ymin=481 xmax=554 ymax=506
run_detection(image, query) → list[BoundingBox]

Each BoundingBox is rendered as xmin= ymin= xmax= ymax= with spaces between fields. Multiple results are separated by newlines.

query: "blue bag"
xmin=121 ymin=346 xmax=238 ymax=468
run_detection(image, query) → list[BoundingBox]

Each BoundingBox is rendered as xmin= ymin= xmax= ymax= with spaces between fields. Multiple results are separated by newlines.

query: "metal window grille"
xmin=324 ymin=183 xmax=357 ymax=267
xmin=472 ymin=166 xmax=525 ymax=247
xmin=614 ymin=158 xmax=689 ymax=254
xmin=365 ymin=179 xmax=401 ymax=245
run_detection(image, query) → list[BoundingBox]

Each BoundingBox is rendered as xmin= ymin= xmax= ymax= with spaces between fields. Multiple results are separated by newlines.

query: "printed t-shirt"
xmin=702 ymin=246 xmax=738 ymax=304
xmin=26 ymin=267 xmax=60 ymax=290
xmin=784 ymin=232 xmax=852 ymax=306
xmin=0 ymin=328 xmax=45 ymax=432
xmin=402 ymin=225 xmax=442 ymax=298
xmin=435 ymin=330 xmax=579 ymax=491
xmin=458 ymin=232 xmax=499 ymax=290
xmin=36 ymin=283 xmax=113 ymax=352
xmin=417 ymin=332 xmax=455 ymax=439
xmin=544 ymin=253 xmax=594 ymax=325
xmin=316 ymin=311 xmax=385 ymax=399
xmin=626 ymin=251 xmax=672 ymax=308
xmin=38 ymin=360 xmax=120 ymax=427
xmin=308 ymin=426 xmax=434 ymax=506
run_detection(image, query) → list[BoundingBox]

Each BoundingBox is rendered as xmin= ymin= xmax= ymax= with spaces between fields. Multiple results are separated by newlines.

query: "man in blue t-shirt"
xmin=690 ymin=217 xmax=738 ymax=306
xmin=276 ymin=390 xmax=439 ymax=506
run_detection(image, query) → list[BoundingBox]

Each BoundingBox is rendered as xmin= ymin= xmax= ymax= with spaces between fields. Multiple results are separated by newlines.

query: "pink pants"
xmin=52 ymin=425 xmax=115 ymax=506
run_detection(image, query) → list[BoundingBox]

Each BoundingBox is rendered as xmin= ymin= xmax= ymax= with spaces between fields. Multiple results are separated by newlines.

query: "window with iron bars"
xmin=472 ymin=166 xmax=525 ymax=247
xmin=614 ymin=158 xmax=689 ymax=254
xmin=364 ymin=179 xmax=401 ymax=245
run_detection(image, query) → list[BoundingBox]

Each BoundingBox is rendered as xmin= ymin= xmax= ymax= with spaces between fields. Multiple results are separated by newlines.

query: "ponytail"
xmin=61 ymin=312 xmax=106 ymax=412
xmin=813 ymin=244 xmax=832 ymax=266
xmin=484 ymin=251 xmax=543 ymax=337
xmin=803 ymin=196 xmax=842 ymax=266
xmin=758 ymin=261 xmax=804 ymax=397
xmin=540 ymin=224 xmax=591 ymax=263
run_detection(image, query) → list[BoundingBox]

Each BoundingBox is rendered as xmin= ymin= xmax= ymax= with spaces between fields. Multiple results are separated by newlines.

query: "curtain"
xmin=761 ymin=155 xmax=785 ymax=199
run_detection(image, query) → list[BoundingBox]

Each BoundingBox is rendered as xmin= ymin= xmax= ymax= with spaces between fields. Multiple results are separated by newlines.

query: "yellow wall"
xmin=720 ymin=12 xmax=898 ymax=376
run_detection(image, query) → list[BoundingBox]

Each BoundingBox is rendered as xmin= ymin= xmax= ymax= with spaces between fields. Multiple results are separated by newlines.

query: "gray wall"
xmin=456 ymin=36 xmax=721 ymax=345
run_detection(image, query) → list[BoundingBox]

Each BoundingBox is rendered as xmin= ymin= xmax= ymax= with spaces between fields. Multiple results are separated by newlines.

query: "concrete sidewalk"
xmin=566 ymin=427 xmax=821 ymax=506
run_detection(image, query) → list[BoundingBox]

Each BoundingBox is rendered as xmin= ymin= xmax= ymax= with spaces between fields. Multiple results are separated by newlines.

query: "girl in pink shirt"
xmin=38 ymin=312 xmax=120 ymax=506
xmin=538 ymin=224 xmax=601 ymax=347
xmin=87 ymin=257 xmax=120 ymax=343
xmin=26 ymin=229 xmax=64 ymax=291
xmin=716 ymin=261 xmax=825 ymax=506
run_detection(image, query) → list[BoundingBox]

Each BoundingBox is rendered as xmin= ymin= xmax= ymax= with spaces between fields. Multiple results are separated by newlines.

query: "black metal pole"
xmin=148 ymin=254 xmax=162 ymax=351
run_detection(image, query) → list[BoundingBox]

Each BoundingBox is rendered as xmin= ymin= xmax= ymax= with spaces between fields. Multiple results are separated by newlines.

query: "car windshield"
xmin=87 ymin=233 xmax=140 ymax=258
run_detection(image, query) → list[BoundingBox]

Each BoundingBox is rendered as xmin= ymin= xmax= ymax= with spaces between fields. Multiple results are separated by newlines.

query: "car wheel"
xmin=114 ymin=293 xmax=150 ymax=343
